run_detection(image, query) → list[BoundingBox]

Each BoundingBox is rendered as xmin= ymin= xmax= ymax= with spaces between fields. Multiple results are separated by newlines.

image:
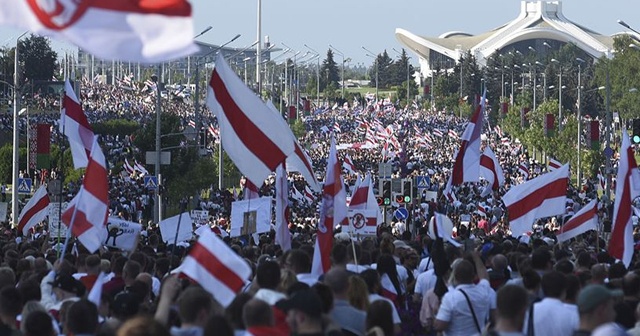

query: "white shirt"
xmin=369 ymin=294 xmax=401 ymax=324
xmin=418 ymin=256 xmax=435 ymax=273
xmin=436 ymin=279 xmax=496 ymax=336
xmin=346 ymin=263 xmax=370 ymax=274
xmin=296 ymin=273 xmax=319 ymax=286
xmin=525 ymin=298 xmax=578 ymax=336
xmin=415 ymin=269 xmax=437 ymax=297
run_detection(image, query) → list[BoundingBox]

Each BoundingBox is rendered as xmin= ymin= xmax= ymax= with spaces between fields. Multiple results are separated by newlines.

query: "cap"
xmin=393 ymin=240 xmax=410 ymax=250
xmin=275 ymin=289 xmax=323 ymax=317
xmin=577 ymin=285 xmax=622 ymax=313
xmin=50 ymin=273 xmax=84 ymax=295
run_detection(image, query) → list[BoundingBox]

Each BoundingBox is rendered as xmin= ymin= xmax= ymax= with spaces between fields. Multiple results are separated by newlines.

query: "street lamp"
xmin=551 ymin=58 xmax=563 ymax=130
xmin=303 ymin=44 xmax=321 ymax=109
xmin=12 ymin=31 xmax=27 ymax=226
xmin=618 ymin=19 xmax=640 ymax=36
xmin=362 ymin=46 xmax=378 ymax=101
xmin=328 ymin=44 xmax=345 ymax=99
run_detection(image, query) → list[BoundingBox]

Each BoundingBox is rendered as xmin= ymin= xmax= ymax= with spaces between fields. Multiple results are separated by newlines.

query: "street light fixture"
xmin=304 ymin=44 xmax=321 ymax=109
xmin=328 ymin=44 xmax=345 ymax=99
xmin=362 ymin=46 xmax=378 ymax=100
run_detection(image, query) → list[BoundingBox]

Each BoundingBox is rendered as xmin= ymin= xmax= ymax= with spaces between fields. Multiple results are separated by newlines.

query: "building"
xmin=396 ymin=0 xmax=627 ymax=79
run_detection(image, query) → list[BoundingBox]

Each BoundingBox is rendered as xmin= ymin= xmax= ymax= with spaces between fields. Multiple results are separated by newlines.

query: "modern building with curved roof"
xmin=396 ymin=0 xmax=621 ymax=78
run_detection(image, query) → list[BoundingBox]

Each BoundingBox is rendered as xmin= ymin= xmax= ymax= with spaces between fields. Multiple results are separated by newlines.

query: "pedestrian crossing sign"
xmin=416 ymin=176 xmax=429 ymax=189
xmin=144 ymin=176 xmax=158 ymax=190
xmin=17 ymin=178 xmax=32 ymax=194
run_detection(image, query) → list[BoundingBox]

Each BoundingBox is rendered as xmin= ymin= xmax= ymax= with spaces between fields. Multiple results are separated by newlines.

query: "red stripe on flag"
xmin=507 ymin=178 xmax=567 ymax=221
xmin=210 ymin=71 xmax=286 ymax=172
xmin=17 ymin=196 xmax=49 ymax=232
xmin=563 ymin=204 xmax=597 ymax=232
xmin=294 ymin=143 xmax=314 ymax=178
xmin=480 ymin=154 xmax=499 ymax=190
xmin=609 ymin=146 xmax=637 ymax=259
xmin=63 ymin=205 xmax=96 ymax=237
xmin=324 ymin=161 xmax=343 ymax=197
xmin=451 ymin=139 xmax=470 ymax=184
xmin=82 ymin=163 xmax=108 ymax=202
xmin=189 ymin=242 xmax=245 ymax=292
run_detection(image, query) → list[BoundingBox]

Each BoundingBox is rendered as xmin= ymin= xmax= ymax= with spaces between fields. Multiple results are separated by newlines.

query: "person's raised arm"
xmin=472 ymin=251 xmax=488 ymax=281
xmin=154 ymin=275 xmax=181 ymax=326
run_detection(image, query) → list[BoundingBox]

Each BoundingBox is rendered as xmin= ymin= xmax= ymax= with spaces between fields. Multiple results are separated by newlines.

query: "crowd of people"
xmin=0 ymin=76 xmax=635 ymax=336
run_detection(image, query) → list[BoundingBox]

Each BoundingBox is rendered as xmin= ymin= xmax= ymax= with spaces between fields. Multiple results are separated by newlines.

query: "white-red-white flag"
xmin=548 ymin=157 xmax=562 ymax=171
xmin=17 ymin=184 xmax=50 ymax=235
xmin=180 ymin=229 xmax=251 ymax=307
xmin=311 ymin=136 xmax=347 ymax=276
xmin=207 ymin=54 xmax=295 ymax=188
xmin=243 ymin=179 xmax=260 ymax=200
xmin=0 ymin=0 xmax=197 ymax=63
xmin=61 ymin=137 xmax=109 ymax=253
xmin=451 ymin=90 xmax=485 ymax=185
xmin=479 ymin=146 xmax=504 ymax=197
xmin=123 ymin=158 xmax=135 ymax=175
xmin=443 ymin=174 xmax=457 ymax=203
xmin=275 ymin=163 xmax=291 ymax=252
xmin=609 ymin=132 xmax=640 ymax=267
xmin=557 ymin=199 xmax=598 ymax=243
xmin=304 ymin=185 xmax=316 ymax=204
xmin=61 ymin=80 xmax=94 ymax=169
xmin=502 ymin=164 xmax=569 ymax=237
xmin=343 ymin=154 xmax=357 ymax=175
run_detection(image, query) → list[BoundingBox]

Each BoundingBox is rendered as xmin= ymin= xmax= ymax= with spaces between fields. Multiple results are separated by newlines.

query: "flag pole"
xmin=57 ymin=90 xmax=65 ymax=258
xmin=59 ymin=187 xmax=84 ymax=263
xmin=171 ymin=198 xmax=187 ymax=257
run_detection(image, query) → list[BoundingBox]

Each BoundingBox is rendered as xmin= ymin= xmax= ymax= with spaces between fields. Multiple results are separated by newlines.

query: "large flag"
xmin=502 ymin=164 xmax=569 ymax=237
xmin=275 ymin=164 xmax=291 ymax=251
xmin=17 ymin=185 xmax=50 ymax=235
xmin=548 ymin=157 xmax=562 ymax=171
xmin=180 ymin=229 xmax=251 ymax=307
xmin=61 ymin=138 xmax=109 ymax=253
xmin=479 ymin=146 xmax=504 ymax=197
xmin=61 ymin=80 xmax=94 ymax=169
xmin=207 ymin=54 xmax=295 ymax=187
xmin=343 ymin=154 xmax=357 ymax=175
xmin=451 ymin=90 xmax=485 ymax=185
xmin=0 ymin=0 xmax=197 ymax=62
xmin=311 ymin=136 xmax=347 ymax=276
xmin=609 ymin=132 xmax=640 ymax=267
xmin=557 ymin=199 xmax=598 ymax=243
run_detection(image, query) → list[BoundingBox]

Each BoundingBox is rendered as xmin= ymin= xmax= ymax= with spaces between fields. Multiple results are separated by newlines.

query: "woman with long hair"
xmin=376 ymin=253 xmax=404 ymax=308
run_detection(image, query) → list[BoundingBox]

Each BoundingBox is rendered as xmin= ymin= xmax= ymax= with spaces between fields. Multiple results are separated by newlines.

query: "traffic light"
xmin=376 ymin=197 xmax=384 ymax=206
xmin=402 ymin=179 xmax=413 ymax=204
xmin=382 ymin=180 xmax=391 ymax=206
xmin=394 ymin=193 xmax=405 ymax=204
xmin=633 ymin=119 xmax=640 ymax=144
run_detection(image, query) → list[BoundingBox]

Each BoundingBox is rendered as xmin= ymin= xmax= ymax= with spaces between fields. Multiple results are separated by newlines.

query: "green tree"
xmin=320 ymin=49 xmax=339 ymax=92
xmin=371 ymin=51 xmax=394 ymax=89
xmin=20 ymin=35 xmax=58 ymax=82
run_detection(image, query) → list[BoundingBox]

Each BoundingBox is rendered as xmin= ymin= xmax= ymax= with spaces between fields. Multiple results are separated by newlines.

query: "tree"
xmin=20 ymin=35 xmax=58 ymax=83
xmin=320 ymin=49 xmax=339 ymax=92
xmin=371 ymin=51 xmax=394 ymax=89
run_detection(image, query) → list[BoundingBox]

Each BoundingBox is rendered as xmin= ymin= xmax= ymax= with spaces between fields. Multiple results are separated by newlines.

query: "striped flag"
xmin=333 ymin=122 xmax=341 ymax=133
xmin=61 ymin=80 xmax=94 ymax=169
xmin=61 ymin=138 xmax=109 ymax=253
xmin=17 ymin=185 xmax=50 ymax=235
xmin=0 ymin=0 xmax=198 ymax=63
xmin=548 ymin=157 xmax=562 ymax=171
xmin=598 ymin=172 xmax=606 ymax=191
xmin=311 ymin=136 xmax=347 ymax=276
xmin=188 ymin=120 xmax=196 ymax=128
xmin=207 ymin=54 xmax=295 ymax=187
xmin=275 ymin=164 xmax=291 ymax=251
xmin=123 ymin=158 xmax=135 ymax=175
xmin=502 ymin=164 xmax=569 ymax=237
xmin=518 ymin=162 xmax=530 ymax=180
xmin=448 ymin=129 xmax=459 ymax=140
xmin=479 ymin=146 xmax=505 ymax=197
xmin=343 ymin=154 xmax=357 ymax=175
xmin=609 ymin=131 xmax=640 ymax=267
xmin=557 ymin=199 xmax=598 ymax=243
xmin=433 ymin=129 xmax=444 ymax=138
xmin=451 ymin=90 xmax=485 ymax=185
xmin=180 ymin=229 xmax=251 ymax=307
xmin=304 ymin=185 xmax=316 ymax=204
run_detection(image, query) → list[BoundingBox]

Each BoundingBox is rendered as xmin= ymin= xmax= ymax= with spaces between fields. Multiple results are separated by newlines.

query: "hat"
xmin=50 ymin=273 xmax=84 ymax=295
xmin=275 ymin=289 xmax=323 ymax=317
xmin=577 ymin=285 xmax=622 ymax=313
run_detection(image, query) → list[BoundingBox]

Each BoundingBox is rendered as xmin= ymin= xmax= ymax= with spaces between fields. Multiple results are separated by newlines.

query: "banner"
xmin=29 ymin=124 xmax=37 ymax=170
xmin=345 ymin=209 xmax=378 ymax=235
xmin=159 ymin=212 xmax=193 ymax=244
xmin=230 ymin=197 xmax=271 ymax=237
xmin=48 ymin=202 xmax=69 ymax=238
xmin=103 ymin=217 xmax=141 ymax=251
xmin=0 ymin=202 xmax=7 ymax=222
xmin=37 ymin=124 xmax=51 ymax=169
xmin=544 ymin=114 xmax=555 ymax=137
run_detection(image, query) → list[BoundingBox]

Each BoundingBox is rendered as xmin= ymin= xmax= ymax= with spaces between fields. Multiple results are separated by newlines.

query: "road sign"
xmin=378 ymin=163 xmax=393 ymax=179
xmin=145 ymin=151 xmax=172 ymax=165
xmin=17 ymin=178 xmax=32 ymax=194
xmin=394 ymin=207 xmax=409 ymax=220
xmin=603 ymin=146 xmax=613 ymax=158
xmin=144 ymin=176 xmax=158 ymax=190
xmin=416 ymin=176 xmax=429 ymax=189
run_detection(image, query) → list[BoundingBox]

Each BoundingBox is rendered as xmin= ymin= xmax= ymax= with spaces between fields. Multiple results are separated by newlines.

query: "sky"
xmin=1 ymin=0 xmax=639 ymax=66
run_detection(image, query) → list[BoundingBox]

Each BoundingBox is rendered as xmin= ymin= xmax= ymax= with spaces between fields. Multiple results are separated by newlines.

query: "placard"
xmin=460 ymin=214 xmax=471 ymax=227
xmin=103 ymin=217 xmax=142 ymax=251
xmin=344 ymin=209 xmax=378 ymax=235
xmin=159 ymin=212 xmax=193 ymax=244
xmin=48 ymin=202 xmax=69 ymax=238
xmin=230 ymin=197 xmax=271 ymax=237
xmin=190 ymin=210 xmax=209 ymax=225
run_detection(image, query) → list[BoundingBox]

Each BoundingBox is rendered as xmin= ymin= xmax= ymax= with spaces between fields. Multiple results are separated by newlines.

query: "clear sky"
xmin=1 ymin=0 xmax=639 ymax=66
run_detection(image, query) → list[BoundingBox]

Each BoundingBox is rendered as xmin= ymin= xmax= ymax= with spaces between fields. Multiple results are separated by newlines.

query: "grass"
xmin=345 ymin=86 xmax=395 ymax=97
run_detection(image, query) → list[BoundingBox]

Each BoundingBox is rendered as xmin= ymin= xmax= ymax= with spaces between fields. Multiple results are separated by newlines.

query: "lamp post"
xmin=256 ymin=0 xmax=262 ymax=95
xmin=12 ymin=32 xmax=27 ymax=226
xmin=328 ymin=45 xmax=345 ymax=99
xmin=576 ymin=57 xmax=584 ymax=185
xmin=551 ymin=59 xmax=563 ymax=130
xmin=362 ymin=47 xmax=379 ymax=101
xmin=304 ymin=44 xmax=321 ymax=108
